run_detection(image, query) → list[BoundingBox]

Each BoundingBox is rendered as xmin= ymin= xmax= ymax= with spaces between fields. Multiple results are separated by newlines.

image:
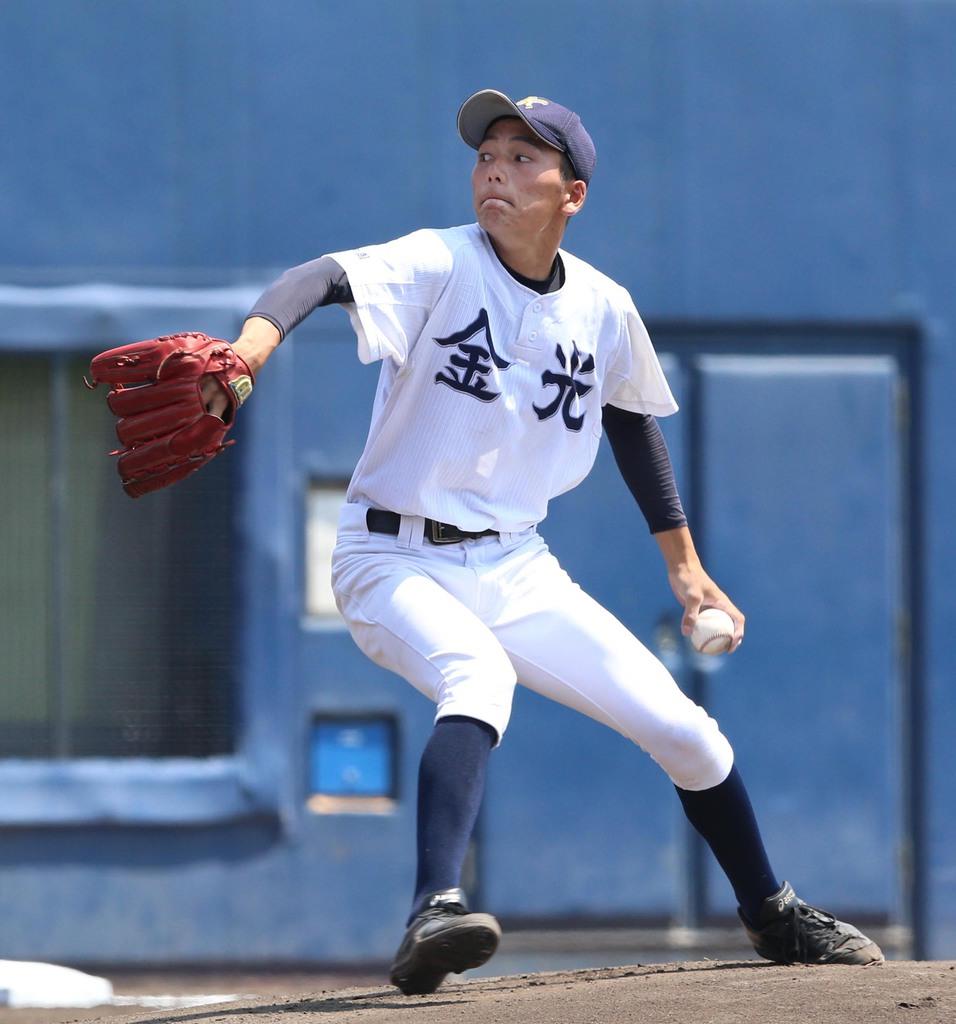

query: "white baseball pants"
xmin=331 ymin=503 xmax=734 ymax=791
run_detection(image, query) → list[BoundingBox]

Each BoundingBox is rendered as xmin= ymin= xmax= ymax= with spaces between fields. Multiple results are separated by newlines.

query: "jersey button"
xmin=529 ymin=331 xmax=538 ymax=340
xmin=533 ymin=303 xmax=542 ymax=312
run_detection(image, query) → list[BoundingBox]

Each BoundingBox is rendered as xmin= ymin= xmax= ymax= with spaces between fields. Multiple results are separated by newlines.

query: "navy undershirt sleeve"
xmin=602 ymin=404 xmax=688 ymax=534
xmin=247 ymin=255 xmax=354 ymax=339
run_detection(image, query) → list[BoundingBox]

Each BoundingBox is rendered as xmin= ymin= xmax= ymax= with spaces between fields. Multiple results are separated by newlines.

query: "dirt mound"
xmin=65 ymin=960 xmax=953 ymax=1024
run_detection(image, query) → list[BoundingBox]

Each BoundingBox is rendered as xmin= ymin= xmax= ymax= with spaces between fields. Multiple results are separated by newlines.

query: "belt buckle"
xmin=428 ymin=520 xmax=460 ymax=544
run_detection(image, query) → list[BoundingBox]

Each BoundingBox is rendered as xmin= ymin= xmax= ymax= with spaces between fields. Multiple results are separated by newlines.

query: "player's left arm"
xmin=203 ymin=256 xmax=354 ymax=416
xmin=91 ymin=257 xmax=359 ymax=496
xmin=602 ymin=404 xmax=745 ymax=651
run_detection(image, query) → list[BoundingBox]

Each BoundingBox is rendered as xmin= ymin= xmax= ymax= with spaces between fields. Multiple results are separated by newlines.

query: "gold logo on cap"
xmin=517 ymin=96 xmax=550 ymax=109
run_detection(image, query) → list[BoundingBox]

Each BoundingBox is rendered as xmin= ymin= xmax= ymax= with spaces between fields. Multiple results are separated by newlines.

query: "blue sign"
xmin=309 ymin=718 xmax=394 ymax=797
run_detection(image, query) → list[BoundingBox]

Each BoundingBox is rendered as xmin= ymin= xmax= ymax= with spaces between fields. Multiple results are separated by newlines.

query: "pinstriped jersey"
xmin=327 ymin=223 xmax=677 ymax=533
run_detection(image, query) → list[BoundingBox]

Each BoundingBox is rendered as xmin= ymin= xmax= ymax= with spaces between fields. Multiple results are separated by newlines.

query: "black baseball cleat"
xmin=389 ymin=887 xmax=501 ymax=995
xmin=740 ymin=881 xmax=884 ymax=965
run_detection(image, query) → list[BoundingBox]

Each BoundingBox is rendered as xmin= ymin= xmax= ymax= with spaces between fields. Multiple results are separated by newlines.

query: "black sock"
xmin=409 ymin=715 xmax=497 ymax=924
xmin=676 ymin=764 xmax=781 ymax=924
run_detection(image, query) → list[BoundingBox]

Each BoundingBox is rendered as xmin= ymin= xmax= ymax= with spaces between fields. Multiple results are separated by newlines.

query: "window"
xmin=0 ymin=353 xmax=236 ymax=758
xmin=305 ymin=481 xmax=348 ymax=623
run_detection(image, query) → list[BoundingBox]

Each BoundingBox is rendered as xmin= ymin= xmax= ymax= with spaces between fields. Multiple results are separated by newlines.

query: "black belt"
xmin=366 ymin=508 xmax=499 ymax=545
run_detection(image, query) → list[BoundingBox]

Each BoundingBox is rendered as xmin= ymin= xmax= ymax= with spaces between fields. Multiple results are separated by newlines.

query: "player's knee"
xmin=436 ymin=700 xmax=512 ymax=747
xmin=435 ymin=662 xmax=517 ymax=747
xmin=653 ymin=713 xmax=734 ymax=791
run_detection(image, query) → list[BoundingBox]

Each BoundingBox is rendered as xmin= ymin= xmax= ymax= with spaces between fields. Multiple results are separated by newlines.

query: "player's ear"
xmin=562 ymin=180 xmax=587 ymax=218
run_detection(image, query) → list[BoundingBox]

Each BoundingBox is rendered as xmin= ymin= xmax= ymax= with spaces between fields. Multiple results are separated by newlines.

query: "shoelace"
xmin=421 ymin=901 xmax=467 ymax=921
xmin=787 ymin=902 xmax=839 ymax=962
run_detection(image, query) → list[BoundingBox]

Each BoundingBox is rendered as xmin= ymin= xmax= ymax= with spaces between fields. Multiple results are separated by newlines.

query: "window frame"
xmin=0 ymin=288 xmax=289 ymax=825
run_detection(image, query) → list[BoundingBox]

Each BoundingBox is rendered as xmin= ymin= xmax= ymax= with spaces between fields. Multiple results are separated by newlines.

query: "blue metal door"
xmin=694 ymin=352 xmax=906 ymax=923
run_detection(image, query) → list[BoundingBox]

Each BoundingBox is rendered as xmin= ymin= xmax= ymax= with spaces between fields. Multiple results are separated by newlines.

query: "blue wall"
xmin=2 ymin=0 xmax=954 ymax=960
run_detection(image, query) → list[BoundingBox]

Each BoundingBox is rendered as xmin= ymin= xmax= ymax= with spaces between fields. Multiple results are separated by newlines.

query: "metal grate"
xmin=0 ymin=353 xmax=237 ymax=758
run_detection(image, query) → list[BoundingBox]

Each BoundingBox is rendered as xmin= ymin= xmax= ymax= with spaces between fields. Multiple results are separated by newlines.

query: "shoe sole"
xmin=748 ymin=934 xmax=886 ymax=966
xmin=820 ymin=939 xmax=885 ymax=966
xmin=390 ymin=915 xmax=501 ymax=996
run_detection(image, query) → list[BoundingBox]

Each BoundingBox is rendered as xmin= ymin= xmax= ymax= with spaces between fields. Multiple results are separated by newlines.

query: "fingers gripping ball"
xmin=690 ymin=607 xmax=735 ymax=655
xmin=86 ymin=332 xmax=254 ymax=498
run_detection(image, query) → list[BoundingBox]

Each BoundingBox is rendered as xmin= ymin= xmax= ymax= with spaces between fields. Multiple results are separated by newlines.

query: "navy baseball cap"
xmin=457 ymin=89 xmax=596 ymax=184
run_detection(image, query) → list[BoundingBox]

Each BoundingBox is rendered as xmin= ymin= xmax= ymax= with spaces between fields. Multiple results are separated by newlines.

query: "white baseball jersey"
xmin=327 ymin=223 xmax=677 ymax=533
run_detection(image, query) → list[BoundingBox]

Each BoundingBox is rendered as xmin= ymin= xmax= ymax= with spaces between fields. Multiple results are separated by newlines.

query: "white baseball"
xmin=690 ymin=607 xmax=735 ymax=655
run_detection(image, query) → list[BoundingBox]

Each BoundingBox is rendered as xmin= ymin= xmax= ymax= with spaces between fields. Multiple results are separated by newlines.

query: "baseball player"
xmin=93 ymin=90 xmax=884 ymax=993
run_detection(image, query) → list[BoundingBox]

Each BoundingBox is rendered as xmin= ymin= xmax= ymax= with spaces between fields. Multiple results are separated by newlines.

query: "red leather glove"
xmin=87 ymin=332 xmax=254 ymax=498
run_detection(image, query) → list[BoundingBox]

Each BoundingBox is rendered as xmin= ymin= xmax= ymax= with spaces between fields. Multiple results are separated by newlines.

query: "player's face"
xmin=472 ymin=118 xmax=584 ymax=243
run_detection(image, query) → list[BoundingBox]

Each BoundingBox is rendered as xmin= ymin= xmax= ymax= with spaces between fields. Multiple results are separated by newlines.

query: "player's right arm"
xmin=602 ymin=404 xmax=744 ymax=650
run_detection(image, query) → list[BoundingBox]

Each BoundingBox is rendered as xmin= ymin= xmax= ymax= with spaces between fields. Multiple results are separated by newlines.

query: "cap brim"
xmin=457 ymin=89 xmax=552 ymax=151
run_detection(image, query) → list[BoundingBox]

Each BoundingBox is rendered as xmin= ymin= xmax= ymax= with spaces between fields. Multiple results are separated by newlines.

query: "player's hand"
xmin=667 ymin=564 xmax=745 ymax=653
xmin=202 ymin=376 xmax=231 ymax=419
xmin=198 ymin=325 xmax=279 ymax=419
